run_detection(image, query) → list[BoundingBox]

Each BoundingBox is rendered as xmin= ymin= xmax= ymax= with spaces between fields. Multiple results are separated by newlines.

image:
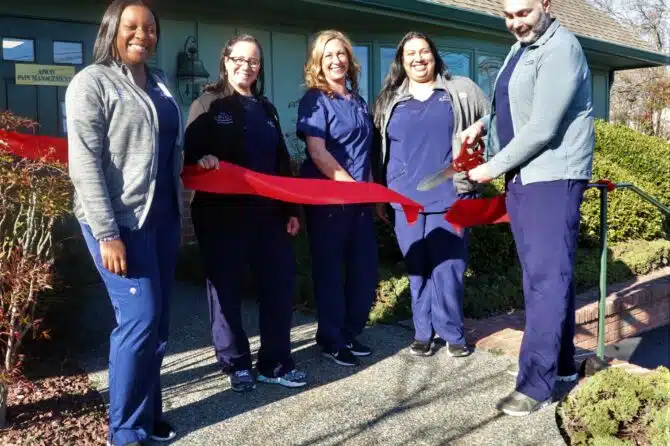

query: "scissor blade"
xmin=416 ymin=166 xmax=458 ymax=191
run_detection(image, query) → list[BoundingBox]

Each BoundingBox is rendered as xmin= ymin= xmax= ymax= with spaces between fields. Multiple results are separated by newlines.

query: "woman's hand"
xmin=461 ymin=120 xmax=485 ymax=146
xmin=376 ymin=203 xmax=390 ymax=225
xmin=198 ymin=155 xmax=220 ymax=170
xmin=100 ymin=239 xmax=127 ymax=276
xmin=286 ymin=217 xmax=300 ymax=236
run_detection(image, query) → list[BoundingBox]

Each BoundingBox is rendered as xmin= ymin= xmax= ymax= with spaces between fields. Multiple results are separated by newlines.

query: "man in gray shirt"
xmin=463 ymin=0 xmax=595 ymax=416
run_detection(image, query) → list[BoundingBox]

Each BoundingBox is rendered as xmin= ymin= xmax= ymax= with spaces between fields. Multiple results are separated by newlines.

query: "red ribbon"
xmin=0 ymin=130 xmax=68 ymax=165
xmin=445 ymin=195 xmax=510 ymax=230
xmin=181 ymin=164 xmax=423 ymax=223
xmin=0 ymin=130 xmax=424 ymax=223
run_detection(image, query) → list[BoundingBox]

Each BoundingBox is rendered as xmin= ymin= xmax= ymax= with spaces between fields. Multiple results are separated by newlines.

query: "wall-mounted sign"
xmin=15 ymin=63 xmax=75 ymax=86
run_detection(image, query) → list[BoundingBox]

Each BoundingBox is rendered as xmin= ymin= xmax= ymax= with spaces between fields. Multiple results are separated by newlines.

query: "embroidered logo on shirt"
xmin=215 ymin=112 xmax=233 ymax=125
xmin=266 ymin=120 xmax=276 ymax=128
xmin=439 ymin=93 xmax=451 ymax=102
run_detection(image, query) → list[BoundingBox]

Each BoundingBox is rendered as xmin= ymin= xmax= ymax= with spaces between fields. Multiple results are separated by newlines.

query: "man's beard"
xmin=515 ymin=12 xmax=552 ymax=44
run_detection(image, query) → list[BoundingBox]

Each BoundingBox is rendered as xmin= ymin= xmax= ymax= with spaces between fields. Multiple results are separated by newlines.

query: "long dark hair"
xmin=92 ymin=0 xmax=160 ymax=65
xmin=372 ymin=32 xmax=447 ymax=128
xmin=202 ymin=34 xmax=265 ymax=97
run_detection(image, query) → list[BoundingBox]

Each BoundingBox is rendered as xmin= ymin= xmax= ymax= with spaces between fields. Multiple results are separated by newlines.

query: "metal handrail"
xmin=585 ymin=181 xmax=670 ymax=360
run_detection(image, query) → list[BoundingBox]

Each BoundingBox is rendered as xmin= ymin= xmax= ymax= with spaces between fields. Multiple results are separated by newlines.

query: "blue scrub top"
xmin=386 ymin=90 xmax=457 ymax=212
xmin=239 ymin=95 xmax=279 ymax=175
xmin=296 ymin=88 xmax=373 ymax=182
xmin=146 ymin=77 xmax=179 ymax=220
xmin=495 ymin=46 xmax=527 ymax=149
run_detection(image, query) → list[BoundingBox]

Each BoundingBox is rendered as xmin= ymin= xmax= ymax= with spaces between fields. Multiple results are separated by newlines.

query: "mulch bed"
xmin=0 ymin=358 xmax=108 ymax=445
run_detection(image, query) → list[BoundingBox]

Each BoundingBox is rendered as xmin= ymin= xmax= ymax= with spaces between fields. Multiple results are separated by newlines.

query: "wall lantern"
xmin=176 ymin=36 xmax=209 ymax=105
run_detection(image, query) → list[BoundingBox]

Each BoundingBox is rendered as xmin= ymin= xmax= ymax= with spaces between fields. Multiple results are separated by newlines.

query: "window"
xmin=439 ymin=51 xmax=471 ymax=78
xmin=352 ymin=45 xmax=370 ymax=104
xmin=2 ymin=38 xmax=35 ymax=62
xmin=53 ymin=41 xmax=83 ymax=64
xmin=476 ymin=54 xmax=504 ymax=99
xmin=380 ymin=47 xmax=396 ymax=86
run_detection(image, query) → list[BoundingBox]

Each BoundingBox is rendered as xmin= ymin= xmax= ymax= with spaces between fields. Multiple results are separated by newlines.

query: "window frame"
xmin=52 ymin=39 xmax=84 ymax=65
xmin=1 ymin=36 xmax=37 ymax=62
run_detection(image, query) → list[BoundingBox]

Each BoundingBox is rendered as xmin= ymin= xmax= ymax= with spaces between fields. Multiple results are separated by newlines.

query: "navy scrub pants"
xmin=81 ymin=216 xmax=180 ymax=446
xmin=506 ymin=177 xmax=587 ymax=402
xmin=192 ymin=206 xmax=296 ymax=376
xmin=393 ymin=210 xmax=467 ymax=345
xmin=305 ymin=204 xmax=378 ymax=351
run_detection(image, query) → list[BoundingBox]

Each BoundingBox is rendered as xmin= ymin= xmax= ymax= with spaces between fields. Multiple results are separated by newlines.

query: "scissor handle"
xmin=453 ymin=138 xmax=485 ymax=171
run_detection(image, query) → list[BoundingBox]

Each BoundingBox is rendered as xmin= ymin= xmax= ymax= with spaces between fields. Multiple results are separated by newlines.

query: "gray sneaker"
xmin=496 ymin=390 xmax=552 ymax=416
xmin=505 ymin=363 xmax=579 ymax=382
xmin=230 ymin=369 xmax=255 ymax=392
xmin=257 ymin=368 xmax=308 ymax=388
xmin=447 ymin=343 xmax=471 ymax=357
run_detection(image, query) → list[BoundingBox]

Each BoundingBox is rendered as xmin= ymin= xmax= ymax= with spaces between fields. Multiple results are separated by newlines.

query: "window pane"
xmin=54 ymin=41 xmax=83 ymax=64
xmin=2 ymin=38 xmax=35 ymax=62
xmin=440 ymin=51 xmax=471 ymax=78
xmin=352 ymin=45 xmax=369 ymax=105
xmin=476 ymin=55 xmax=504 ymax=99
xmin=380 ymin=47 xmax=396 ymax=86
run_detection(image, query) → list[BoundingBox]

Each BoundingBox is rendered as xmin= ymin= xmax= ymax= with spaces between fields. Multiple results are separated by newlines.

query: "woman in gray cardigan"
xmin=65 ymin=1 xmax=182 ymax=444
xmin=372 ymin=31 xmax=489 ymax=359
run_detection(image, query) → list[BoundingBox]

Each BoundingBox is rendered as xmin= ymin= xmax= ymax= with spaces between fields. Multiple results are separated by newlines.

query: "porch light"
xmin=176 ymin=36 xmax=209 ymax=105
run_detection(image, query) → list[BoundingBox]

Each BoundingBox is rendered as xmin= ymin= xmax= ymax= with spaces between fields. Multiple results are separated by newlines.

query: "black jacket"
xmin=183 ymin=90 xmax=299 ymax=219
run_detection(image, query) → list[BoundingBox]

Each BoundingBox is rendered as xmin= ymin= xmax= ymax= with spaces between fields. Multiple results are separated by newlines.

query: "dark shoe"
xmin=150 ymin=420 xmax=177 ymax=442
xmin=346 ymin=339 xmax=372 ymax=357
xmin=446 ymin=343 xmax=471 ymax=357
xmin=230 ymin=369 xmax=256 ymax=392
xmin=506 ymin=363 xmax=579 ymax=382
xmin=496 ymin=391 xmax=552 ymax=416
xmin=409 ymin=340 xmax=433 ymax=357
xmin=322 ymin=347 xmax=359 ymax=366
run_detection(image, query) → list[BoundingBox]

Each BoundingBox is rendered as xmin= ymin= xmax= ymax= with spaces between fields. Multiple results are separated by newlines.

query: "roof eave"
xmin=301 ymin=0 xmax=669 ymax=69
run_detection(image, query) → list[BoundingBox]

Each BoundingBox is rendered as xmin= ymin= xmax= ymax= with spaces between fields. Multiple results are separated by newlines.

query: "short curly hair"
xmin=303 ymin=30 xmax=360 ymax=96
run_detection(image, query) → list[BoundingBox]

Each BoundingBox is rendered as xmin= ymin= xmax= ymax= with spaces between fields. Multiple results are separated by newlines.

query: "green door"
xmin=1 ymin=17 xmax=98 ymax=136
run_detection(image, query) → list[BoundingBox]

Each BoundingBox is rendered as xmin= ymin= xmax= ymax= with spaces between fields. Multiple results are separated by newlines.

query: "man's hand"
xmin=198 ymin=155 xmax=220 ymax=170
xmin=100 ymin=239 xmax=127 ymax=276
xmin=461 ymin=120 xmax=485 ymax=146
xmin=468 ymin=163 xmax=494 ymax=183
xmin=286 ymin=217 xmax=300 ymax=236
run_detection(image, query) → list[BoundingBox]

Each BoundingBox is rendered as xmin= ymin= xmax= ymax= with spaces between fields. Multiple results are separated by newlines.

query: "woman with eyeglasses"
xmin=372 ymin=32 xmax=489 ymax=358
xmin=183 ymin=34 xmax=307 ymax=392
xmin=296 ymin=30 xmax=377 ymax=367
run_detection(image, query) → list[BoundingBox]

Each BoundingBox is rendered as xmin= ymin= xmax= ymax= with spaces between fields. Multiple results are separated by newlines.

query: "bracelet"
xmin=99 ymin=235 xmax=121 ymax=242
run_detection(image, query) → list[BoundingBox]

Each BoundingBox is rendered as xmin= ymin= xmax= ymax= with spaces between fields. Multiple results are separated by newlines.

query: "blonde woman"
xmin=296 ymin=30 xmax=377 ymax=367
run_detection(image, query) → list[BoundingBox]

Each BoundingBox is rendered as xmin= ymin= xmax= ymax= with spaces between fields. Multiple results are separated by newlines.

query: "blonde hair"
xmin=304 ymin=30 xmax=360 ymax=96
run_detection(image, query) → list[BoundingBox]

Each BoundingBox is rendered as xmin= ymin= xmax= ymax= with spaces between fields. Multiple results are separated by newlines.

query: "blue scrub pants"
xmin=81 ymin=215 xmax=180 ymax=446
xmin=393 ymin=210 xmax=467 ymax=345
xmin=305 ymin=204 xmax=378 ymax=351
xmin=192 ymin=205 xmax=296 ymax=376
xmin=506 ymin=177 xmax=586 ymax=402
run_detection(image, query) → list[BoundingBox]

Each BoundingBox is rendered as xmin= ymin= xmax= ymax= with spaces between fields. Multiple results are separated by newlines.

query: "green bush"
xmin=581 ymin=121 xmax=670 ymax=245
xmin=559 ymin=367 xmax=670 ymax=445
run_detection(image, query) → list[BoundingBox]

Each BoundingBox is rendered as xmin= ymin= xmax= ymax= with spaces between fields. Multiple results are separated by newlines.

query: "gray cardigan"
xmin=482 ymin=19 xmax=595 ymax=183
xmin=65 ymin=61 xmax=184 ymax=241
xmin=377 ymin=73 xmax=490 ymax=194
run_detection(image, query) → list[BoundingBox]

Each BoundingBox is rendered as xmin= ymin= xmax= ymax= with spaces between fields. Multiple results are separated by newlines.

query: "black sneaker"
xmin=230 ymin=369 xmax=256 ymax=393
xmin=322 ymin=347 xmax=359 ymax=366
xmin=447 ymin=343 xmax=471 ymax=357
xmin=496 ymin=390 xmax=552 ymax=416
xmin=409 ymin=340 xmax=433 ymax=357
xmin=150 ymin=420 xmax=177 ymax=442
xmin=346 ymin=339 xmax=372 ymax=357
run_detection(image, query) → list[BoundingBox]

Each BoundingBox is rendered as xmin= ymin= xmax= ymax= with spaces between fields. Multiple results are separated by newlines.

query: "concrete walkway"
xmin=77 ymin=282 xmax=567 ymax=446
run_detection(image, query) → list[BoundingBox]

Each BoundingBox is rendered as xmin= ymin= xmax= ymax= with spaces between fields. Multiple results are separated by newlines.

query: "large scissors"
xmin=416 ymin=138 xmax=485 ymax=191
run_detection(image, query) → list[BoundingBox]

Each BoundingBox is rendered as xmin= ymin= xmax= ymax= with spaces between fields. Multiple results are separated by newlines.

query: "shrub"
xmin=581 ymin=120 xmax=670 ymax=245
xmin=0 ymin=112 xmax=72 ymax=427
xmin=559 ymin=367 xmax=670 ymax=445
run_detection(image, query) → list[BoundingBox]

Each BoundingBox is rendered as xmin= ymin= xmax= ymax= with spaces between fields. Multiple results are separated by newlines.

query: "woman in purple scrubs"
xmin=296 ymin=30 xmax=377 ymax=367
xmin=372 ymin=32 xmax=489 ymax=358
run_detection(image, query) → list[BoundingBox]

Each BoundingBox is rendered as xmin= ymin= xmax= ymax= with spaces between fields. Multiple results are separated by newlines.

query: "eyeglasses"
xmin=227 ymin=56 xmax=261 ymax=69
